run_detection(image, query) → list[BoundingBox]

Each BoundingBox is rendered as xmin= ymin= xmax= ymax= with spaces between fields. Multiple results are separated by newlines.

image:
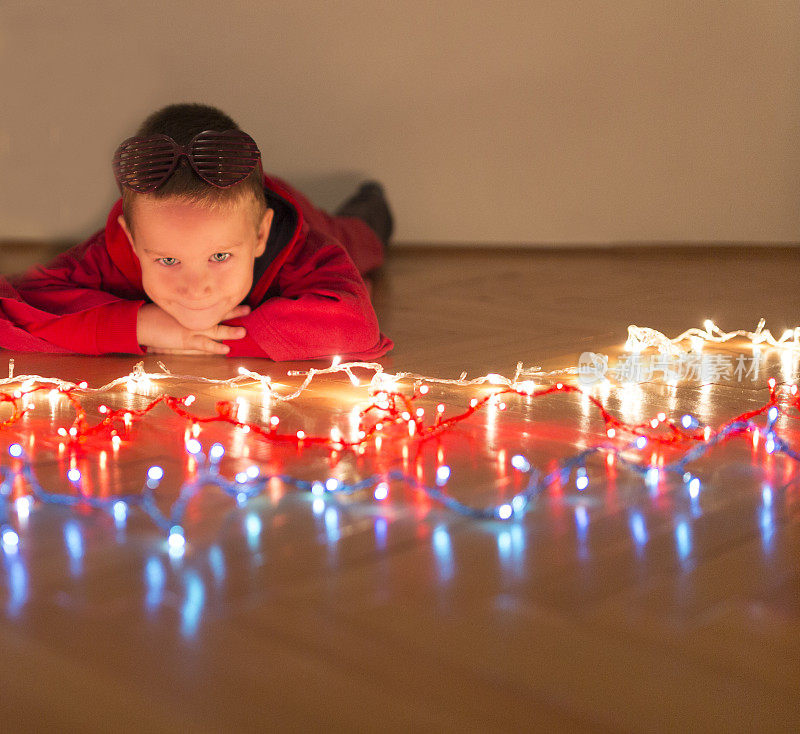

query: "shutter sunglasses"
xmin=113 ymin=129 xmax=261 ymax=193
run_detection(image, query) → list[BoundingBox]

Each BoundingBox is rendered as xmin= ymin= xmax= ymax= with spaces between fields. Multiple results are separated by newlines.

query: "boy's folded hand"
xmin=136 ymin=303 xmax=249 ymax=355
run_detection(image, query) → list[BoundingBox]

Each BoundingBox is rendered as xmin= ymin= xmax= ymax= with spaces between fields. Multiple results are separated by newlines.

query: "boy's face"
xmin=118 ymin=197 xmax=272 ymax=331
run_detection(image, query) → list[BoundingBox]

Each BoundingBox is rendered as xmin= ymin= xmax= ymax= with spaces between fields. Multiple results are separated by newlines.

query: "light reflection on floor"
xmin=0 ymin=340 xmax=796 ymax=646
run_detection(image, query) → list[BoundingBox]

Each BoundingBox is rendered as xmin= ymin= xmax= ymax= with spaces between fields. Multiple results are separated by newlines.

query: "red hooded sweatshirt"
xmin=7 ymin=175 xmax=393 ymax=361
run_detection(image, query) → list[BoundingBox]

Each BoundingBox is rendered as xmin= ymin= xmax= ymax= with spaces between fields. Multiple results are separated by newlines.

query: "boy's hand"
xmin=136 ymin=303 xmax=250 ymax=355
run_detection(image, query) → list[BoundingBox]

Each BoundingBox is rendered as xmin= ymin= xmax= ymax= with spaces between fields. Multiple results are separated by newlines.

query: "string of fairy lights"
xmin=0 ymin=319 xmax=797 ymax=556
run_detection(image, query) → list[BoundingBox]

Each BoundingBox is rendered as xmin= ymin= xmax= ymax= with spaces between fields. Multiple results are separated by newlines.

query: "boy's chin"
xmin=169 ymin=306 xmax=225 ymax=332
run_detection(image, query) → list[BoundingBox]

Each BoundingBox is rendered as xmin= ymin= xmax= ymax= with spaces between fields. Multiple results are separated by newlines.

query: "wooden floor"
xmin=0 ymin=246 xmax=798 ymax=732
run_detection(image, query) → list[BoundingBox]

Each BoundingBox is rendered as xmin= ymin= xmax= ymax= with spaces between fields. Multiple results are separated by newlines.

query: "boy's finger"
xmin=222 ymin=305 xmax=251 ymax=321
xmin=189 ymin=335 xmax=231 ymax=354
xmin=147 ymin=348 xmax=207 ymax=355
xmin=207 ymin=325 xmax=246 ymax=341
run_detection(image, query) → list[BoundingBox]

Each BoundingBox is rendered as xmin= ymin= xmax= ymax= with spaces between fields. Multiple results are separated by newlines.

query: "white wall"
xmin=1 ymin=0 xmax=798 ymax=244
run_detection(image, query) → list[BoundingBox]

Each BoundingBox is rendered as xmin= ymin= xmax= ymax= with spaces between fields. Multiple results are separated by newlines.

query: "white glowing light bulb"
xmin=67 ymin=468 xmax=81 ymax=483
xmin=325 ymin=478 xmax=339 ymax=492
xmin=147 ymin=466 xmax=164 ymax=482
xmin=8 ymin=443 xmax=23 ymax=458
xmin=435 ymin=466 xmax=451 ymax=486
xmin=185 ymin=439 xmax=202 ymax=455
xmin=511 ymin=455 xmax=530 ymax=472
xmin=497 ymin=504 xmax=513 ymax=520
xmin=168 ymin=526 xmax=185 ymax=551
xmin=2 ymin=528 xmax=19 ymax=550
xmin=635 ymin=436 xmax=647 ymax=449
xmin=15 ymin=496 xmax=31 ymax=519
xmin=209 ymin=443 xmax=225 ymax=460
xmin=374 ymin=482 xmax=389 ymax=501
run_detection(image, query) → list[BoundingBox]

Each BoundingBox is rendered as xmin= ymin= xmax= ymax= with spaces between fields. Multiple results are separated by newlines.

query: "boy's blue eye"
xmin=211 ymin=252 xmax=231 ymax=263
xmin=157 ymin=257 xmax=178 ymax=266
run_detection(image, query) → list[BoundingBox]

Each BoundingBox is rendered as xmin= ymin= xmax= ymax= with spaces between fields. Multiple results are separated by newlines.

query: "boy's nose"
xmin=179 ymin=268 xmax=213 ymax=296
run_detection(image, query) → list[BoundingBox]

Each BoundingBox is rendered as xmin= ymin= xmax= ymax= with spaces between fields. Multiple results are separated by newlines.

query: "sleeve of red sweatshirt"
xmin=10 ymin=234 xmax=145 ymax=355
xmin=225 ymin=229 xmax=393 ymax=361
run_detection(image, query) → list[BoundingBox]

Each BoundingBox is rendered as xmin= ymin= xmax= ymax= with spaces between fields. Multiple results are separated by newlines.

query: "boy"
xmin=10 ymin=103 xmax=394 ymax=360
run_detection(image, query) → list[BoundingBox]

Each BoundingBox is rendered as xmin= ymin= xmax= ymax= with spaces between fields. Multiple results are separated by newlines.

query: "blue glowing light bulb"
xmin=768 ymin=407 xmax=778 ymax=422
xmin=688 ymin=477 xmax=701 ymax=498
xmin=113 ymin=501 xmax=127 ymax=521
xmin=681 ymin=414 xmax=695 ymax=429
xmin=511 ymin=495 xmax=526 ymax=514
xmin=311 ymin=482 xmax=325 ymax=496
xmin=235 ymin=472 xmax=248 ymax=484
xmin=209 ymin=443 xmax=225 ymax=461
xmin=635 ymin=436 xmax=647 ymax=449
xmin=8 ymin=443 xmax=23 ymax=458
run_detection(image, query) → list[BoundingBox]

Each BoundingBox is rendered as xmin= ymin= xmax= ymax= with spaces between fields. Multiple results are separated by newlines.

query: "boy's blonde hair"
xmin=120 ymin=103 xmax=268 ymax=231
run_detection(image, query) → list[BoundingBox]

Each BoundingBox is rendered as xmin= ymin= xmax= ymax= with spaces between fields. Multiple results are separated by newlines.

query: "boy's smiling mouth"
xmin=180 ymin=302 xmax=219 ymax=311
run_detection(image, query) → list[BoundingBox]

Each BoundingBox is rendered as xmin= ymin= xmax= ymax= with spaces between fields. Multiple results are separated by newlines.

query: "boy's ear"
xmin=255 ymin=208 xmax=273 ymax=258
xmin=117 ymin=214 xmax=136 ymax=251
